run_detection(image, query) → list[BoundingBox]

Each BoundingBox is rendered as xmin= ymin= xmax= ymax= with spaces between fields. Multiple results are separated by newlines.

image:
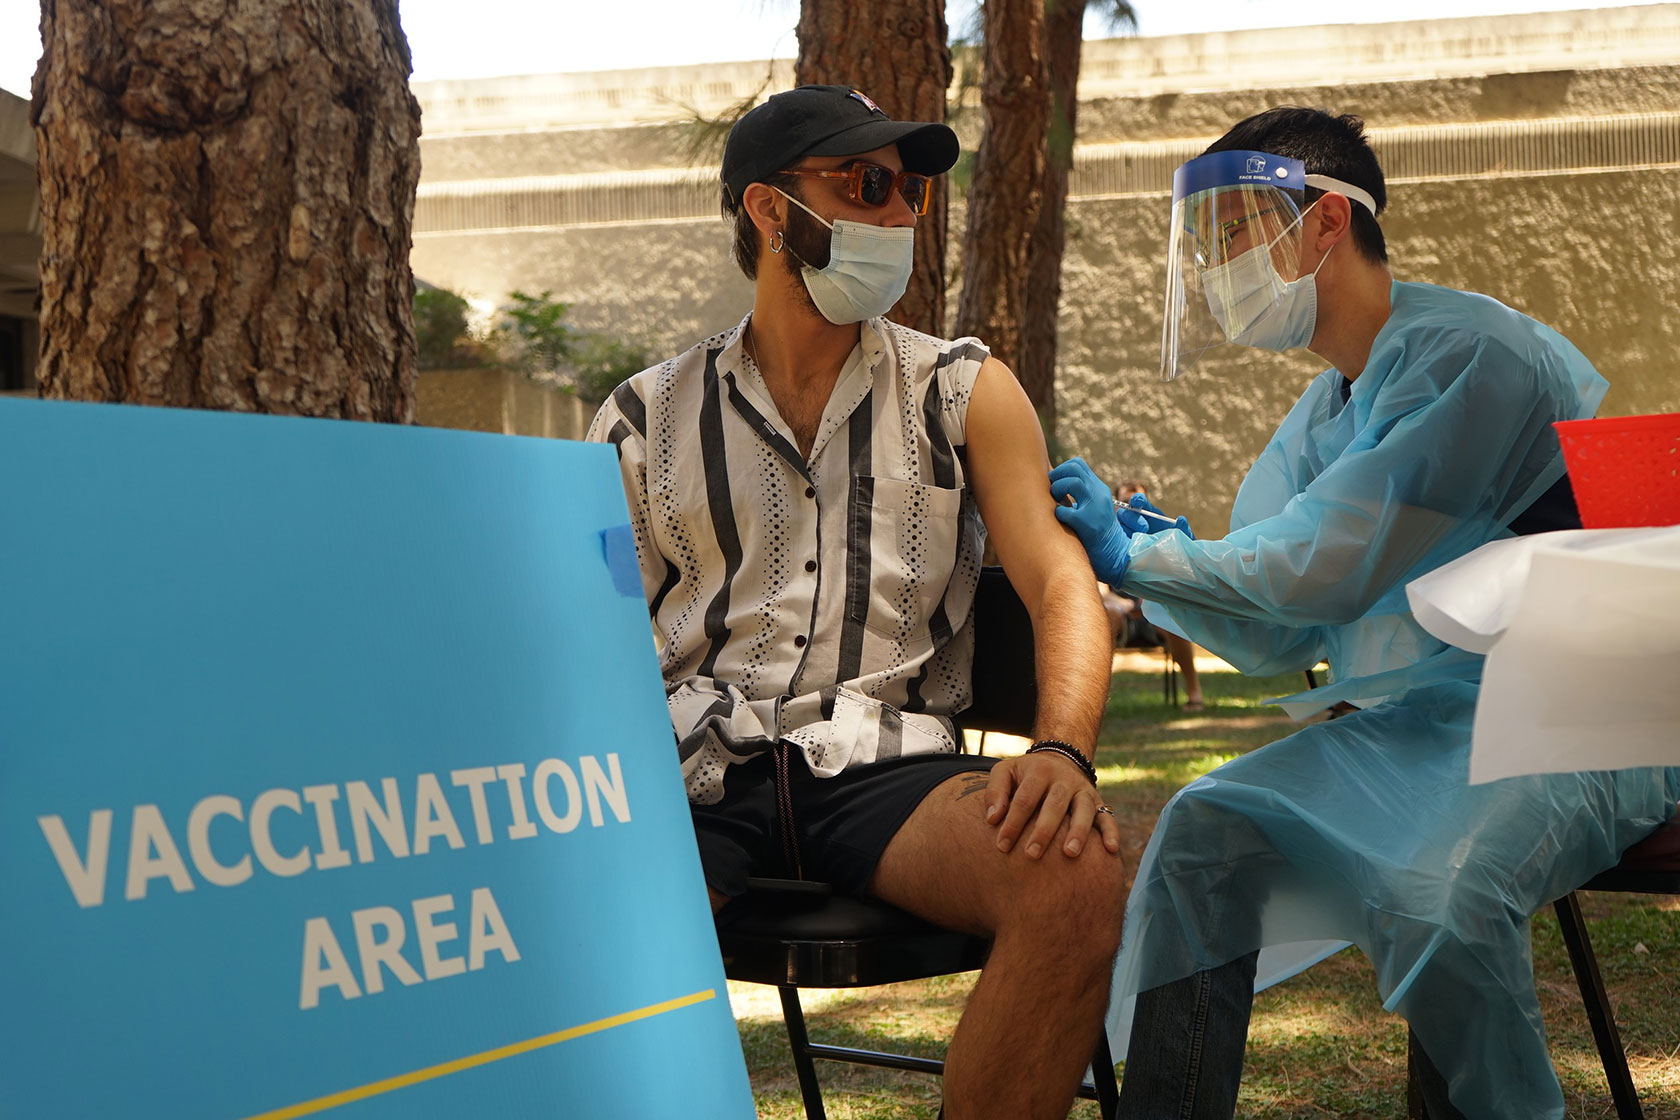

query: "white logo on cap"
xmin=848 ymin=89 xmax=883 ymax=115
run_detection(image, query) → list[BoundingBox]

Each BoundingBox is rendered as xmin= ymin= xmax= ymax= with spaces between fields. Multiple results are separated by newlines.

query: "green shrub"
xmin=494 ymin=290 xmax=578 ymax=375
xmin=416 ymin=285 xmax=647 ymax=401
xmin=567 ymin=334 xmax=651 ymax=405
xmin=413 ymin=286 xmax=473 ymax=370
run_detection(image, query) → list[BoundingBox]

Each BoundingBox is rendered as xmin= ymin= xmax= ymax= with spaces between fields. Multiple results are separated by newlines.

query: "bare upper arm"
xmin=963 ymin=356 xmax=1096 ymax=614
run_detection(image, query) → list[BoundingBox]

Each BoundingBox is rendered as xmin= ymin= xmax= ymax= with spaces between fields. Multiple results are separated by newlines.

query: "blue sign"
xmin=0 ymin=399 xmax=753 ymax=1119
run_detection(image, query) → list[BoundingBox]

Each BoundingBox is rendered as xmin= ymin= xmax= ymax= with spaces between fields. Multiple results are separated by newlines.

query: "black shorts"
xmin=691 ymin=749 xmax=996 ymax=898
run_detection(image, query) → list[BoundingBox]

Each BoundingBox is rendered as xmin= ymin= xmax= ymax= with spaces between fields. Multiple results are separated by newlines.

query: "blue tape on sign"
xmin=601 ymin=522 xmax=642 ymax=597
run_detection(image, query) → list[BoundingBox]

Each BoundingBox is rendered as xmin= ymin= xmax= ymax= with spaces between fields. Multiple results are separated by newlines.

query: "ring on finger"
xmin=1096 ymin=805 xmax=1115 ymax=817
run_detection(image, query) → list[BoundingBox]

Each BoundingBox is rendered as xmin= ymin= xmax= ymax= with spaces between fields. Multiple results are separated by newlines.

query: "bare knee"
xmin=1002 ymin=843 xmax=1126 ymax=953
xmin=1071 ymin=846 xmax=1128 ymax=951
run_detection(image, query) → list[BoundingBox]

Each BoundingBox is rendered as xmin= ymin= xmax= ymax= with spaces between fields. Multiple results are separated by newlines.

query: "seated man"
xmin=587 ymin=85 xmax=1124 ymax=1120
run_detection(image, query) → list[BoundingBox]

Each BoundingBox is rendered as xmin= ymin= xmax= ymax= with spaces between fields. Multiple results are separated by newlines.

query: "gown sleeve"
xmin=1121 ymin=321 xmax=1589 ymax=637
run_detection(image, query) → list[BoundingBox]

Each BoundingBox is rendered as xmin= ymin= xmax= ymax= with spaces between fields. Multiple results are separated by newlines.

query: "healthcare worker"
xmin=1050 ymin=107 xmax=1680 ymax=1120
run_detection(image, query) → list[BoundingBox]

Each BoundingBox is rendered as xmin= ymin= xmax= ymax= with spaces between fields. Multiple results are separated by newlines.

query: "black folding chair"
xmin=715 ymin=567 xmax=1119 ymax=1119
xmin=1549 ymin=815 xmax=1680 ymax=1120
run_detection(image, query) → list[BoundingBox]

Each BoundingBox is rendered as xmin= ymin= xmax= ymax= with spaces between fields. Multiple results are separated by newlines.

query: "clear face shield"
xmin=1159 ymin=150 xmax=1375 ymax=380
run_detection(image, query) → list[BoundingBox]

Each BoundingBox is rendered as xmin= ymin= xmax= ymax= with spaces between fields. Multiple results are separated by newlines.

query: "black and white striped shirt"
xmin=588 ymin=314 xmax=990 ymax=804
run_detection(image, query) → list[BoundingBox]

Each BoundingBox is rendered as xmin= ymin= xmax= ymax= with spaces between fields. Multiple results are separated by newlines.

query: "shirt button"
xmin=804 ymin=560 xmax=817 ymax=573
xmin=794 ymin=635 xmax=808 ymax=648
xmin=804 ymin=486 xmax=815 ymax=499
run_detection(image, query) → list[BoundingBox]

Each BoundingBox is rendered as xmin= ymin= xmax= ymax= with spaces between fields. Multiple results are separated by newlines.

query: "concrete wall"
xmin=409 ymin=7 xmax=1680 ymax=531
xmin=416 ymin=368 xmax=595 ymax=440
xmin=1069 ymin=3 xmax=1680 ymax=101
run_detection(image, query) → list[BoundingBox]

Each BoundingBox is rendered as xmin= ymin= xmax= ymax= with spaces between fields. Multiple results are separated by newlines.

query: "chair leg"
xmin=1406 ymin=1029 xmax=1468 ymax=1119
xmin=1405 ymin=1031 xmax=1427 ymax=1119
xmin=778 ymin=984 xmax=828 ymax=1120
xmin=1092 ymin=1028 xmax=1120 ymax=1119
xmin=1554 ymin=892 xmax=1644 ymax=1120
xmin=1163 ymin=648 xmax=1178 ymax=706
xmin=774 ymin=985 xmax=1117 ymax=1120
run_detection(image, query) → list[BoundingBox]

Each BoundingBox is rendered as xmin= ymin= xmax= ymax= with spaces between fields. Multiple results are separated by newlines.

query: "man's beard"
xmin=777 ymin=199 xmax=833 ymax=317
xmin=782 ymin=199 xmax=831 ymax=270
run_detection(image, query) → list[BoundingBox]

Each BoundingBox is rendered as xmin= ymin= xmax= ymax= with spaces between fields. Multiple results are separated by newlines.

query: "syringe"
xmin=1120 ymin=503 xmax=1178 ymax=526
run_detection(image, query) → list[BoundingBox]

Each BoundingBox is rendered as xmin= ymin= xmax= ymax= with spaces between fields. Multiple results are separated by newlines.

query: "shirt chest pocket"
xmin=845 ymin=476 xmax=964 ymax=643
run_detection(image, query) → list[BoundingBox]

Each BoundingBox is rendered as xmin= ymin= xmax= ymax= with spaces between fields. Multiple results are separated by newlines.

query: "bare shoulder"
xmin=965 ymin=355 xmax=1045 ymax=457
xmin=963 ymin=353 xmax=1092 ymax=606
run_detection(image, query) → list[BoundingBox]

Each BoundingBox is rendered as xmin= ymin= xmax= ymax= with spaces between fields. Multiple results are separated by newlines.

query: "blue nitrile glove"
xmin=1119 ymin=492 xmax=1196 ymax=539
xmin=1049 ymin=457 xmax=1132 ymax=585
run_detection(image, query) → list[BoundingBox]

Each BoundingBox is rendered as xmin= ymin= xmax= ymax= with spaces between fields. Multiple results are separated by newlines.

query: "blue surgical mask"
xmin=1201 ymin=204 xmax=1332 ymax=352
xmin=778 ymin=191 xmax=915 ymax=325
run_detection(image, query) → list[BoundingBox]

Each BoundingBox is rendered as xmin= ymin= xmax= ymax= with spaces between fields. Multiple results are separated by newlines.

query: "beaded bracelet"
xmin=1025 ymin=739 xmax=1098 ymax=785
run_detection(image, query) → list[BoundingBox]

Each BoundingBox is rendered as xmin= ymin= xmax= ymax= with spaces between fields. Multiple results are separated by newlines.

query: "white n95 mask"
xmin=779 ymin=191 xmax=915 ymax=325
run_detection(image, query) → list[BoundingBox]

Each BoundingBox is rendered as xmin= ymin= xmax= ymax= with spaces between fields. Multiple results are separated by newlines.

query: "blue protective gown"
xmin=1107 ymin=280 xmax=1680 ymax=1119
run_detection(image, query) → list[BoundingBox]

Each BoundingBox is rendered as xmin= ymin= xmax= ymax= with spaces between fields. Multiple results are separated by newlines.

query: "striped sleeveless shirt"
xmin=587 ymin=313 xmax=989 ymax=804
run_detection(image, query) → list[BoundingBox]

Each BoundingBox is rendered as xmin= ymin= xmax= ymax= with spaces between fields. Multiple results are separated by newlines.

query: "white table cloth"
xmin=1406 ymin=526 xmax=1680 ymax=783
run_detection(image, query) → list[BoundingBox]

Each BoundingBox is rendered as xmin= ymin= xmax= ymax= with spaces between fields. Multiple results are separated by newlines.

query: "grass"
xmin=732 ymin=664 xmax=1680 ymax=1119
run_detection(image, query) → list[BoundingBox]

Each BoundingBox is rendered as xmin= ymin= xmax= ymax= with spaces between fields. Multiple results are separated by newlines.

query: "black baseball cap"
xmin=721 ymin=84 xmax=960 ymax=209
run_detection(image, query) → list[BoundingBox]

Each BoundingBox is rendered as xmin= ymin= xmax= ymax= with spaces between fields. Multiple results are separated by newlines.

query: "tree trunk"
xmin=954 ymin=0 xmax=1050 ymax=380
xmin=33 ymin=0 xmax=421 ymax=420
xmin=1019 ymin=0 xmax=1087 ymax=434
xmin=796 ymin=0 xmax=952 ymax=337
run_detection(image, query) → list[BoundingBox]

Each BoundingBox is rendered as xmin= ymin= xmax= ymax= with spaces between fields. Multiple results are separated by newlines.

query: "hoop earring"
xmin=769 ymin=230 xmax=784 ymax=254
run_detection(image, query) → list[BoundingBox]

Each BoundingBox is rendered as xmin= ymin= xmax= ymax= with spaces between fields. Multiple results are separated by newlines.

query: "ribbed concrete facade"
xmin=412 ymin=5 xmax=1680 ymax=529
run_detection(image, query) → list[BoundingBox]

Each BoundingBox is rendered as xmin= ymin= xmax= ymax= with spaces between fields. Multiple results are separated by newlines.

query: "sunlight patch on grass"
xmin=1216 ymin=691 xmax=1297 ymax=709
xmin=1191 ymin=713 xmax=1302 ymax=731
xmin=1552 ymin=1043 xmax=1626 ymax=1079
xmin=1094 ymin=762 xmax=1160 ymax=783
xmin=1250 ymin=1004 xmax=1380 ymax=1042
xmin=1628 ymin=1058 xmax=1680 ymax=1092
xmin=1115 ymin=749 xmax=1242 ymax=788
xmin=729 ymin=980 xmax=854 ymax=1021
xmin=1187 ymin=751 xmax=1243 ymax=775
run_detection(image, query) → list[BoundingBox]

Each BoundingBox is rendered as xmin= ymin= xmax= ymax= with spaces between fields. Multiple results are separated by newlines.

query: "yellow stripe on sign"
xmin=240 ymin=989 xmax=718 ymax=1120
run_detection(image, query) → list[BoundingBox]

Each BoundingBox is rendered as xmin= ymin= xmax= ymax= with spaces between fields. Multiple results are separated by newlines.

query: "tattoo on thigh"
xmin=954 ymin=773 xmax=990 ymax=801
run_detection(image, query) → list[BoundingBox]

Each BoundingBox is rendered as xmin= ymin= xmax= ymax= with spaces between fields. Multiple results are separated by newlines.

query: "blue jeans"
xmin=1118 ymin=951 xmax=1468 ymax=1119
xmin=1117 ymin=952 xmax=1257 ymax=1120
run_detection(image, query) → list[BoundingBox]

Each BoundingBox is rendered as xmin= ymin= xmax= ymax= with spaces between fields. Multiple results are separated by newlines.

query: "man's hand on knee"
xmin=984 ymin=753 xmax=1121 ymax=860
